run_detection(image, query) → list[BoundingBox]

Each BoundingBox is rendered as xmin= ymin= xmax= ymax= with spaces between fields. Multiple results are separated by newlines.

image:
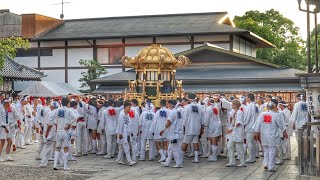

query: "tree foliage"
xmin=78 ymin=59 xmax=107 ymax=92
xmin=234 ymin=9 xmax=307 ymax=70
xmin=0 ymin=37 xmax=30 ymax=84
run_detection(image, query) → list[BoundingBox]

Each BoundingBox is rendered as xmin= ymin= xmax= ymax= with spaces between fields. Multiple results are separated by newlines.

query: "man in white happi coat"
xmin=33 ymin=98 xmax=43 ymax=144
xmin=0 ymin=100 xmax=19 ymax=162
xmin=35 ymin=98 xmax=51 ymax=160
xmin=15 ymin=97 xmax=27 ymax=149
xmin=290 ymin=93 xmax=308 ymax=143
xmin=275 ymin=101 xmax=287 ymax=165
xmin=151 ymin=99 xmax=169 ymax=162
xmin=39 ymin=100 xmax=58 ymax=167
xmin=125 ymin=99 xmax=140 ymax=162
xmin=74 ymin=96 xmax=88 ymax=156
xmin=131 ymin=99 xmax=142 ymax=157
xmin=46 ymin=98 xmax=76 ymax=171
xmin=254 ymin=99 xmax=287 ymax=172
xmin=116 ymin=102 xmax=137 ymax=166
xmin=96 ymin=100 xmax=106 ymax=155
xmin=8 ymin=99 xmax=19 ymax=152
xmin=181 ymin=93 xmax=204 ymax=163
xmin=102 ymin=99 xmax=123 ymax=159
xmin=24 ymin=96 xmax=34 ymax=145
xmin=86 ymin=99 xmax=98 ymax=154
xmin=204 ymin=99 xmax=222 ymax=162
xmin=160 ymin=99 xmax=183 ymax=168
xmin=226 ymin=99 xmax=246 ymax=167
xmin=139 ymin=105 xmax=156 ymax=161
xmin=68 ymin=101 xmax=79 ymax=161
xmin=243 ymin=93 xmax=259 ymax=163
xmin=278 ymin=101 xmax=292 ymax=160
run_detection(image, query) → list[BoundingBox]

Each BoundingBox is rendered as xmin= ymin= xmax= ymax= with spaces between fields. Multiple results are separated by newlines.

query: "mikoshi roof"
xmin=0 ymin=59 xmax=45 ymax=80
xmin=18 ymin=81 xmax=81 ymax=97
xmin=32 ymin=12 xmax=273 ymax=48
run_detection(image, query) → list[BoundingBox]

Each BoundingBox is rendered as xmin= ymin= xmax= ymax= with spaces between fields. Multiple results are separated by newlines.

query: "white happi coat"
xmin=86 ymin=105 xmax=98 ymax=129
xmin=34 ymin=104 xmax=43 ymax=124
xmin=70 ymin=108 xmax=79 ymax=127
xmin=128 ymin=108 xmax=139 ymax=136
xmin=102 ymin=106 xmax=120 ymax=136
xmin=97 ymin=106 xmax=106 ymax=132
xmin=290 ymin=100 xmax=308 ymax=129
xmin=14 ymin=102 xmax=23 ymax=121
xmin=167 ymin=108 xmax=183 ymax=140
xmin=116 ymin=111 xmax=130 ymax=144
xmin=277 ymin=110 xmax=286 ymax=138
xmin=38 ymin=105 xmax=50 ymax=126
xmin=183 ymin=102 xmax=204 ymax=136
xmin=228 ymin=109 xmax=245 ymax=143
xmin=41 ymin=106 xmax=53 ymax=138
xmin=24 ymin=103 xmax=34 ymax=122
xmin=139 ymin=110 xmax=155 ymax=139
xmin=204 ymin=105 xmax=222 ymax=138
xmin=77 ymin=101 xmax=87 ymax=119
xmin=221 ymin=98 xmax=233 ymax=126
xmin=254 ymin=110 xmax=286 ymax=146
xmin=151 ymin=107 xmax=169 ymax=139
xmin=243 ymin=102 xmax=259 ymax=133
xmin=282 ymin=108 xmax=292 ymax=136
xmin=0 ymin=105 xmax=20 ymax=127
xmin=48 ymin=107 xmax=76 ymax=131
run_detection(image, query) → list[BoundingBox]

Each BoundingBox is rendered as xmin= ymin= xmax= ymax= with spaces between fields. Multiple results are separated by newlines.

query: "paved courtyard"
xmin=2 ymin=140 xmax=300 ymax=180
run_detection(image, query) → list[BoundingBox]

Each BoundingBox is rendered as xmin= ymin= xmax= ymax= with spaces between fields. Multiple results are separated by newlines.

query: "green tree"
xmin=234 ymin=9 xmax=307 ymax=70
xmin=0 ymin=37 xmax=30 ymax=84
xmin=78 ymin=59 xmax=107 ymax=92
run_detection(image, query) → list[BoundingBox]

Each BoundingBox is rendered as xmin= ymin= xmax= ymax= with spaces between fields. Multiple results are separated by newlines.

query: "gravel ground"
xmin=0 ymin=164 xmax=90 ymax=180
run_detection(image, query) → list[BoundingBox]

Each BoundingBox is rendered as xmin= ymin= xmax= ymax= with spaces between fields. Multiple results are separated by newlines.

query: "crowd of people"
xmin=0 ymin=92 xmax=308 ymax=172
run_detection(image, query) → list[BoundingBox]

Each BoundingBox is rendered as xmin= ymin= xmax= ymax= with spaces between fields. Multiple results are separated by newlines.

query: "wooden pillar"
xmin=230 ymin=35 xmax=233 ymax=51
xmin=37 ymin=42 xmax=41 ymax=69
xmin=93 ymin=40 xmax=97 ymax=60
xmin=191 ymin=36 xmax=194 ymax=49
xmin=65 ymin=41 xmax=68 ymax=83
xmin=122 ymin=38 xmax=125 ymax=72
xmin=153 ymin=37 xmax=156 ymax=44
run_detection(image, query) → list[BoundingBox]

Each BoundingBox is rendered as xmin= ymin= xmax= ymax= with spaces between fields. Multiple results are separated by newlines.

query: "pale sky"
xmin=1 ymin=0 xmax=319 ymax=40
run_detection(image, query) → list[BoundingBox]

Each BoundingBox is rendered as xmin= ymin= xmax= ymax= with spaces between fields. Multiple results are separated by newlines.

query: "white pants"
xmin=263 ymin=145 xmax=277 ymax=171
xmin=285 ymin=137 xmax=291 ymax=159
xmin=117 ymin=142 xmax=133 ymax=163
xmin=9 ymin=125 xmax=17 ymax=146
xmin=24 ymin=121 xmax=33 ymax=143
xmin=136 ymin=134 xmax=141 ymax=156
xmin=227 ymin=140 xmax=245 ymax=165
xmin=130 ymin=136 xmax=138 ymax=161
xmin=277 ymin=139 xmax=285 ymax=162
xmin=76 ymin=122 xmax=88 ymax=154
xmin=163 ymin=140 xmax=183 ymax=166
xmin=40 ymin=141 xmax=54 ymax=165
xmin=36 ymin=135 xmax=44 ymax=159
xmin=106 ymin=134 xmax=117 ymax=158
xmin=140 ymin=139 xmax=155 ymax=160
xmin=100 ymin=133 xmax=106 ymax=154
xmin=245 ymin=132 xmax=256 ymax=161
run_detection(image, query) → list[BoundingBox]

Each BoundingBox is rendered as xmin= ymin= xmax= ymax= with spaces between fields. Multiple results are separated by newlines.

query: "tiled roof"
xmin=32 ymin=12 xmax=273 ymax=48
xmin=0 ymin=59 xmax=45 ymax=80
xmin=91 ymin=67 xmax=302 ymax=84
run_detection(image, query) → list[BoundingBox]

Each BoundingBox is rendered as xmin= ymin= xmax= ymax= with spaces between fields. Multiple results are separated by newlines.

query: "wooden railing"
xmin=298 ymin=121 xmax=320 ymax=176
